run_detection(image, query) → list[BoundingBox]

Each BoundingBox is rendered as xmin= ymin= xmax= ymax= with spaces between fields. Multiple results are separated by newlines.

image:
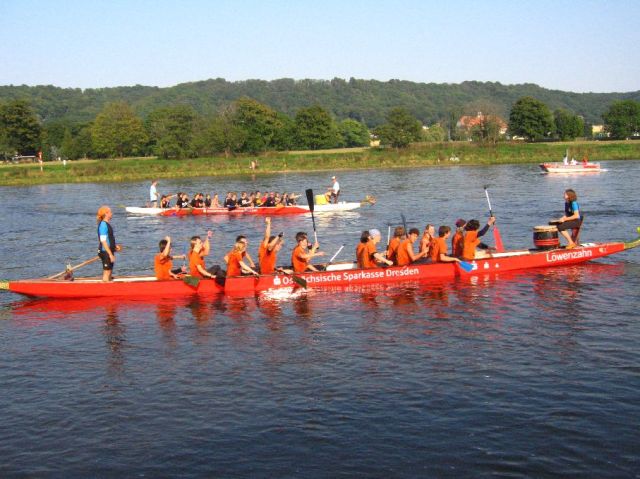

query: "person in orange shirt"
xmin=225 ymin=240 xmax=259 ymax=277
xmin=461 ymin=217 xmax=495 ymax=261
xmin=451 ymin=218 xmax=466 ymax=257
xmin=386 ymin=226 xmax=405 ymax=265
xmin=396 ymin=228 xmax=429 ymax=266
xmin=291 ymin=232 xmax=325 ymax=273
xmin=258 ymin=217 xmax=285 ymax=274
xmin=357 ymin=229 xmax=393 ymax=269
xmin=188 ymin=231 xmax=222 ymax=279
xmin=432 ymin=226 xmax=462 ymax=263
xmin=154 ymin=236 xmax=186 ymax=280
xmin=420 ymin=224 xmax=436 ymax=258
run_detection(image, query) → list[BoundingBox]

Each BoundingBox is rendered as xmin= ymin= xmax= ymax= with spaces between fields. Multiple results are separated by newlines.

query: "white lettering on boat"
xmin=545 ymin=249 xmax=593 ymax=262
xmin=276 ymin=267 xmax=421 ymax=286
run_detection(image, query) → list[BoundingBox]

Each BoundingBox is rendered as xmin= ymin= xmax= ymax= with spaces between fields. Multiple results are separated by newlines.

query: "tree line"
xmin=1 ymin=94 xmax=639 ymax=160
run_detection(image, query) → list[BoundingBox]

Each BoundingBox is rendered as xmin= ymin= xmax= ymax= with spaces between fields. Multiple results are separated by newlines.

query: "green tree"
xmin=602 ymin=100 xmax=640 ymax=139
xmin=554 ymin=109 xmax=584 ymax=140
xmin=207 ymin=106 xmax=246 ymax=157
xmin=294 ymin=105 xmax=340 ymax=150
xmin=338 ymin=119 xmax=370 ymax=147
xmin=91 ymin=101 xmax=147 ymax=158
xmin=508 ymin=97 xmax=554 ymax=141
xmin=146 ymin=105 xmax=198 ymax=158
xmin=232 ymin=97 xmax=286 ymax=153
xmin=421 ymin=123 xmax=446 ymax=142
xmin=0 ymin=99 xmax=42 ymax=156
xmin=374 ymin=107 xmax=422 ymax=148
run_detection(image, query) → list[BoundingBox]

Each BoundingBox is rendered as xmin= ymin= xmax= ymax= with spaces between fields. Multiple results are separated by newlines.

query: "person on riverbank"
xmin=259 ymin=217 xmax=284 ymax=274
xmin=292 ymin=232 xmax=325 ymax=273
xmin=154 ymin=236 xmax=186 ymax=280
xmin=188 ymin=231 xmax=222 ymax=279
xmin=96 ymin=206 xmax=122 ymax=282
xmin=357 ymin=229 xmax=393 ymax=269
xmin=149 ymin=180 xmax=159 ymax=207
xmin=386 ymin=226 xmax=405 ymax=265
xmin=396 ymin=228 xmax=428 ymax=266
xmin=555 ymin=189 xmax=581 ymax=249
xmin=461 ymin=217 xmax=496 ymax=260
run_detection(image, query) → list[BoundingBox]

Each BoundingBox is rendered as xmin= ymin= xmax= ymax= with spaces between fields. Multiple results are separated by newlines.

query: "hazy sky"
xmin=1 ymin=0 xmax=638 ymax=93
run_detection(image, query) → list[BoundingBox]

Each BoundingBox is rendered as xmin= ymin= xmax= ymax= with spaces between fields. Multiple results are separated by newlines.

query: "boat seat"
xmin=571 ymin=215 xmax=584 ymax=244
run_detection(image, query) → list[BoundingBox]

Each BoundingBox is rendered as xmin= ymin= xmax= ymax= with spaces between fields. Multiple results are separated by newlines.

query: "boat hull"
xmin=539 ymin=162 xmax=602 ymax=173
xmin=125 ymin=203 xmax=361 ymax=216
xmin=2 ymin=240 xmax=631 ymax=299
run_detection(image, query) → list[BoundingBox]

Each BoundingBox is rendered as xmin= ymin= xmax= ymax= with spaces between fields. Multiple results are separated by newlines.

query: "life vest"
xmin=97 ymin=221 xmax=116 ymax=253
xmin=564 ymin=200 xmax=580 ymax=219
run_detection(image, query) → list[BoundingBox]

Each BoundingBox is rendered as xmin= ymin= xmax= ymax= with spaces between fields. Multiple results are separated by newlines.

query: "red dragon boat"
xmin=125 ymin=202 xmax=363 ymax=216
xmin=3 ymin=229 xmax=639 ymax=299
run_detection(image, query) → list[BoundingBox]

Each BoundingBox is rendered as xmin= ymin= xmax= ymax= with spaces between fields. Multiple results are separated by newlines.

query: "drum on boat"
xmin=533 ymin=225 xmax=559 ymax=250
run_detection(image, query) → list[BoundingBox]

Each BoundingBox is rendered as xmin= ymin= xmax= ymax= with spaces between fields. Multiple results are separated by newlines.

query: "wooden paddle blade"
xmin=493 ymin=226 xmax=505 ymax=253
xmin=458 ymin=261 xmax=474 ymax=273
xmin=305 ymin=189 xmax=315 ymax=212
xmin=291 ymin=275 xmax=307 ymax=288
xmin=183 ymin=275 xmax=201 ymax=288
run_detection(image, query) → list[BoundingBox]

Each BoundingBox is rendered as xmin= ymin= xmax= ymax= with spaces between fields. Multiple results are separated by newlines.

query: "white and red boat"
xmin=125 ymin=202 xmax=362 ymax=216
xmin=539 ymin=162 xmax=602 ymax=174
xmin=3 ymin=229 xmax=639 ymax=299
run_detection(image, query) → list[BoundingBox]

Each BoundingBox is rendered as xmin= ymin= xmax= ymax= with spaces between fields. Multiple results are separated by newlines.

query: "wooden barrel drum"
xmin=533 ymin=225 xmax=559 ymax=249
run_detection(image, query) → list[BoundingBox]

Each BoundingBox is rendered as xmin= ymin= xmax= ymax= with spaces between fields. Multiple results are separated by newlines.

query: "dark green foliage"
xmin=294 ymin=105 xmax=340 ymax=150
xmin=146 ymin=104 xmax=198 ymax=158
xmin=508 ymin=97 xmax=555 ymax=141
xmin=374 ymin=107 xmax=422 ymax=148
xmin=0 ymin=99 xmax=42 ymax=156
xmin=603 ymin=100 xmax=640 ymax=139
xmin=91 ymin=102 xmax=148 ymax=158
xmin=338 ymin=119 xmax=370 ymax=147
xmin=554 ymin=108 xmax=584 ymax=140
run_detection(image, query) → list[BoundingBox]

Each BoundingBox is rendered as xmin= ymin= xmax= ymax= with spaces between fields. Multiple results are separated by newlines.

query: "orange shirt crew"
xmin=387 ymin=237 xmax=401 ymax=265
xmin=226 ymin=250 xmax=244 ymax=277
xmin=259 ymin=242 xmax=277 ymax=274
xmin=396 ymin=238 xmax=414 ymax=267
xmin=189 ymin=250 xmax=206 ymax=278
xmin=462 ymin=230 xmax=480 ymax=261
xmin=154 ymin=253 xmax=173 ymax=280
xmin=292 ymin=244 xmax=308 ymax=273
xmin=357 ymin=241 xmax=378 ymax=269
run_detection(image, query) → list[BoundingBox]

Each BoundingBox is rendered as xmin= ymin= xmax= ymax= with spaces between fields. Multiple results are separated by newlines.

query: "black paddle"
xmin=305 ymin=188 xmax=318 ymax=244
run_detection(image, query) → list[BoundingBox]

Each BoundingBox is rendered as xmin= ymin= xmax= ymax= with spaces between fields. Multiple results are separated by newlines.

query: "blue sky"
xmin=1 ymin=0 xmax=638 ymax=93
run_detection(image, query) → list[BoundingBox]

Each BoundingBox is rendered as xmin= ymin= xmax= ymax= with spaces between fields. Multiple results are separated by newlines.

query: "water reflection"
xmin=102 ymin=303 xmax=126 ymax=378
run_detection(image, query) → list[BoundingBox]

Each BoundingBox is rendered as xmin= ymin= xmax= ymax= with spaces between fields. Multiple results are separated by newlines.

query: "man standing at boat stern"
xmin=149 ymin=180 xmax=159 ymax=207
xmin=97 ymin=206 xmax=121 ymax=282
xmin=330 ymin=176 xmax=340 ymax=204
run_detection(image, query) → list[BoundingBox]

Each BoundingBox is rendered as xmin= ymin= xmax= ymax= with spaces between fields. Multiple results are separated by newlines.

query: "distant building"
xmin=457 ymin=112 xmax=508 ymax=136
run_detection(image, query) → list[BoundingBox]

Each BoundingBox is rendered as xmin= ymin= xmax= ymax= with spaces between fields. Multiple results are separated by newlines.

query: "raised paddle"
xmin=48 ymin=256 xmax=100 ymax=279
xmin=305 ymin=188 xmax=318 ymax=244
xmin=457 ymin=260 xmax=474 ymax=273
xmin=484 ymin=186 xmax=505 ymax=253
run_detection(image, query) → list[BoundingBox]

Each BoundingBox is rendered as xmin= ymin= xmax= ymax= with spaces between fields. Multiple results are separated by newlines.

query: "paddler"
xmin=386 ymin=226 xmax=405 ymax=265
xmin=431 ymin=226 xmax=462 ymax=263
xmin=96 ymin=205 xmax=122 ymax=282
xmin=258 ymin=217 xmax=285 ymax=274
xmin=154 ymin=236 xmax=186 ymax=280
xmin=188 ymin=231 xmax=222 ymax=279
xmin=420 ymin=224 xmax=436 ymax=259
xmin=357 ymin=229 xmax=393 ymax=269
xmin=291 ymin=232 xmax=325 ymax=273
xmin=396 ymin=228 xmax=429 ymax=266
xmin=461 ymin=217 xmax=496 ymax=261
xmin=225 ymin=239 xmax=259 ymax=277
xmin=451 ymin=218 xmax=466 ymax=257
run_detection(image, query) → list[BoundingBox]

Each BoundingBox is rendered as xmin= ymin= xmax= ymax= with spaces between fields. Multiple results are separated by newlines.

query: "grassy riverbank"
xmin=2 ymin=141 xmax=640 ymax=187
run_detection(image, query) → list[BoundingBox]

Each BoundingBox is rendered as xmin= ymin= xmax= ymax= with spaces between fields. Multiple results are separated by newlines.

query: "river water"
xmin=1 ymin=161 xmax=639 ymax=477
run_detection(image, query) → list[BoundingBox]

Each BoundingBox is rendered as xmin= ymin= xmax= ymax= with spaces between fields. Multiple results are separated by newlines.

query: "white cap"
xmin=369 ymin=229 xmax=381 ymax=238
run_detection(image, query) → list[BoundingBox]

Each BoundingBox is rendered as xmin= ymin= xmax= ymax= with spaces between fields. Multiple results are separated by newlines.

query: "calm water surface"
xmin=1 ymin=161 xmax=639 ymax=477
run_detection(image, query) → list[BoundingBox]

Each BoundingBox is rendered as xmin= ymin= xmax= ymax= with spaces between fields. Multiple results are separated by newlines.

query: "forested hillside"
xmin=1 ymin=78 xmax=639 ymax=126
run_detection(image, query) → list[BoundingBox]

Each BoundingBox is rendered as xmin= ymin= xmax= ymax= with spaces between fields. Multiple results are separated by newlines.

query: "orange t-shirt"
xmin=259 ymin=242 xmax=277 ymax=274
xmin=226 ymin=250 xmax=243 ymax=277
xmin=154 ymin=253 xmax=173 ymax=280
xmin=433 ymin=237 xmax=449 ymax=262
xmin=451 ymin=231 xmax=464 ymax=257
xmin=189 ymin=250 xmax=206 ymax=278
xmin=357 ymin=241 xmax=378 ymax=269
xmin=387 ymin=237 xmax=401 ymax=265
xmin=291 ymin=244 xmax=308 ymax=273
xmin=462 ymin=230 xmax=480 ymax=261
xmin=396 ymin=238 xmax=414 ymax=267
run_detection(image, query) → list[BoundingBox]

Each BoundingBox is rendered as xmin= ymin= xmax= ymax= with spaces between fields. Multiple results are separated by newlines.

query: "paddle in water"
xmin=484 ymin=186 xmax=505 ymax=252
